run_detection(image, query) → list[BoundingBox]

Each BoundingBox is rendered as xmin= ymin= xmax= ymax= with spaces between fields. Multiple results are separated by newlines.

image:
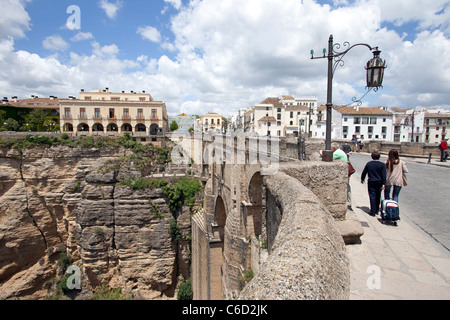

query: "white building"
xmin=316 ymin=105 xmax=394 ymax=141
xmin=244 ymin=95 xmax=318 ymax=137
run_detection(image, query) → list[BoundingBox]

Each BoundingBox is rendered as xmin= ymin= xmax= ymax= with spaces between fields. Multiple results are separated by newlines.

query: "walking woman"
xmin=385 ymin=149 xmax=408 ymax=203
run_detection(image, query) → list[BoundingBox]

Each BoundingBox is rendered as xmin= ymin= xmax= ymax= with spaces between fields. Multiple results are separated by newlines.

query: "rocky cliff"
xmin=0 ymin=144 xmax=194 ymax=300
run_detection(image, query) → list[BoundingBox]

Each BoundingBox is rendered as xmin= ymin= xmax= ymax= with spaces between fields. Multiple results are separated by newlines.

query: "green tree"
xmin=26 ymin=109 xmax=48 ymax=131
xmin=170 ymin=120 xmax=179 ymax=131
xmin=4 ymin=118 xmax=20 ymax=131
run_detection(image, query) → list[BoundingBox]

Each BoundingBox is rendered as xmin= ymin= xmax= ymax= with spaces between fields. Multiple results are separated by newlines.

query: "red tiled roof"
xmin=258 ymin=116 xmax=277 ymax=122
xmin=258 ymin=97 xmax=283 ymax=107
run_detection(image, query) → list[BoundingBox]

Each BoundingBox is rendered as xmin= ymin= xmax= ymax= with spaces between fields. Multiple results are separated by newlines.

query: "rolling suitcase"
xmin=380 ymin=200 xmax=400 ymax=225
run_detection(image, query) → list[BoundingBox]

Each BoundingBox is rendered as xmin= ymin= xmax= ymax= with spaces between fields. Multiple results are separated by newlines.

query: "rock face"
xmin=0 ymin=146 xmax=192 ymax=300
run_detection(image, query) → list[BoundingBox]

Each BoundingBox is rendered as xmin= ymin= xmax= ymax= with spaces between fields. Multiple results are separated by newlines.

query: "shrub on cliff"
xmin=177 ymin=279 xmax=193 ymax=300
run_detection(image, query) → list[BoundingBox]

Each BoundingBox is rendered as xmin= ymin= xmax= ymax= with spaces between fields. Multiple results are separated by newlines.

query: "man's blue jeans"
xmin=384 ymin=185 xmax=402 ymax=203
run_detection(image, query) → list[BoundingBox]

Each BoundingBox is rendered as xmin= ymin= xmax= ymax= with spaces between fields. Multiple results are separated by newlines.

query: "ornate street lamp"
xmin=311 ymin=35 xmax=386 ymax=161
xmin=366 ymin=48 xmax=387 ymax=88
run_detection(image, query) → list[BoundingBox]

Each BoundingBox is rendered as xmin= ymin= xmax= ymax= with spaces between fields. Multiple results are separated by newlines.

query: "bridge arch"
xmin=210 ymin=195 xmax=227 ymax=300
xmin=247 ymin=172 xmax=263 ymax=239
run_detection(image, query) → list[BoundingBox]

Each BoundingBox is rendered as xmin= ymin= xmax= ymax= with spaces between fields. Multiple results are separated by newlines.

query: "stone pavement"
xmin=346 ymin=169 xmax=450 ymax=300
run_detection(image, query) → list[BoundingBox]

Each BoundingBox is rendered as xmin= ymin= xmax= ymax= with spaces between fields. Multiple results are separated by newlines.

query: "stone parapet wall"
xmin=238 ymin=171 xmax=350 ymax=300
xmin=332 ymin=139 xmax=441 ymax=157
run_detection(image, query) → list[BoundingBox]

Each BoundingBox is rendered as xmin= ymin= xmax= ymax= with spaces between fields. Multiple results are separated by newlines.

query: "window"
xmin=370 ymin=118 xmax=377 ymax=124
xmin=211 ymin=119 xmax=215 ymax=125
xmin=355 ymin=126 xmax=361 ymax=133
xmin=111 ymin=97 xmax=120 ymax=101
xmin=123 ymin=108 xmax=129 ymax=119
xmin=368 ymin=126 xmax=374 ymax=134
xmin=383 ymin=118 xmax=386 ymax=122
xmin=137 ymin=109 xmax=143 ymax=119
xmin=277 ymin=108 xmax=281 ymax=112
xmin=290 ymin=121 xmax=293 ymax=126
xmin=362 ymin=117 xmax=369 ymax=124
xmin=80 ymin=108 xmax=86 ymax=119
xmin=277 ymin=121 xmax=281 ymax=126
xmin=94 ymin=108 xmax=101 ymax=118
xmin=109 ymin=108 xmax=115 ymax=119
xmin=290 ymin=112 xmax=294 ymax=118
xmin=151 ymin=109 xmax=157 ymax=119
xmin=277 ymin=114 xmax=281 ymax=120
xmin=343 ymin=126 xmax=348 ymax=134
xmin=354 ymin=118 xmax=361 ymax=124
xmin=382 ymin=126 xmax=387 ymax=134
xmin=64 ymin=108 xmax=71 ymax=118
xmin=217 ymin=119 xmax=220 ymax=125
xmin=277 ymin=130 xmax=281 ymax=136
xmin=139 ymin=97 xmax=146 ymax=101
xmin=343 ymin=118 xmax=348 ymax=122
xmin=84 ymin=96 xmax=91 ymax=101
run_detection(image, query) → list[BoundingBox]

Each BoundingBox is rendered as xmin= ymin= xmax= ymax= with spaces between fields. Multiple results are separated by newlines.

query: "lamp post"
xmin=311 ymin=35 xmax=386 ymax=161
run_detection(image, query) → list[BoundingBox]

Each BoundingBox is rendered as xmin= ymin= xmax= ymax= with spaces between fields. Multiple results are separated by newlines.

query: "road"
xmin=349 ymin=153 xmax=450 ymax=251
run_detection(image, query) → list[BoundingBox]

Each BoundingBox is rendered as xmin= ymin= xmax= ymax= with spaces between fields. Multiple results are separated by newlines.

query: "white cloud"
xmin=137 ymin=26 xmax=162 ymax=43
xmin=71 ymin=32 xmax=94 ymax=42
xmin=0 ymin=0 xmax=31 ymax=40
xmin=42 ymin=35 xmax=69 ymax=51
xmin=1 ymin=0 xmax=450 ymax=116
xmin=164 ymin=0 xmax=182 ymax=10
xmin=98 ymin=0 xmax=123 ymax=20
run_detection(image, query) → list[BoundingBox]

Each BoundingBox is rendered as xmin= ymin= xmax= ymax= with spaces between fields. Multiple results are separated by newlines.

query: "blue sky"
xmin=1 ymin=0 xmax=449 ymax=116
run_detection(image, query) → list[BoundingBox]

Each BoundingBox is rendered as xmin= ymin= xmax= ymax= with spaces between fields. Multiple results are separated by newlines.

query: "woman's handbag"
xmin=348 ymin=162 xmax=356 ymax=176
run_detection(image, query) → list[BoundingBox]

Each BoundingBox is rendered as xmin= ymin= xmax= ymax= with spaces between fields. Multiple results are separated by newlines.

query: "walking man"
xmin=361 ymin=151 xmax=386 ymax=216
xmin=439 ymin=138 xmax=448 ymax=162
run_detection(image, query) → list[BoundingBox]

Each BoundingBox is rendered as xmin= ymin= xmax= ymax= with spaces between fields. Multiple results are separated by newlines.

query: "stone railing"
xmin=238 ymin=169 xmax=350 ymax=300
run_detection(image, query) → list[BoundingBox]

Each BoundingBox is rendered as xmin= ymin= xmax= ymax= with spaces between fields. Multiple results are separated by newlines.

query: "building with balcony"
xmin=244 ymin=95 xmax=318 ymax=137
xmin=200 ymin=113 xmax=223 ymax=133
xmin=423 ymin=112 xmax=450 ymax=144
xmin=316 ymin=105 xmax=394 ymax=142
xmin=59 ymin=88 xmax=168 ymax=143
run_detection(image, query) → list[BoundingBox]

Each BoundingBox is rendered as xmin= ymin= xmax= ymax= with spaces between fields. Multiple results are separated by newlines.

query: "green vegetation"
xmin=162 ymin=177 xmax=203 ymax=212
xmin=0 ymin=106 xmax=59 ymax=132
xmin=170 ymin=120 xmax=179 ymax=131
xmin=177 ymin=279 xmax=193 ymax=300
xmin=92 ymin=284 xmax=130 ymax=300
xmin=169 ymin=218 xmax=182 ymax=242
xmin=118 ymin=176 xmax=202 ymax=213
xmin=0 ymin=132 xmax=172 ymax=159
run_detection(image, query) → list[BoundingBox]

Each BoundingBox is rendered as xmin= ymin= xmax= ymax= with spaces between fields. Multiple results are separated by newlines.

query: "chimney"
xmin=143 ymin=90 xmax=146 ymax=93
xmin=105 ymin=87 xmax=109 ymax=92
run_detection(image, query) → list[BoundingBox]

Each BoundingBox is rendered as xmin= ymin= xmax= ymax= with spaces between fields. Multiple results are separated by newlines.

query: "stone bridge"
xmin=170 ymin=132 xmax=362 ymax=300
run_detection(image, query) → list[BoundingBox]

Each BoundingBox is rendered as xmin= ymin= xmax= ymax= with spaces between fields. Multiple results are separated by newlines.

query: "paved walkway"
xmin=346 ymin=161 xmax=450 ymax=300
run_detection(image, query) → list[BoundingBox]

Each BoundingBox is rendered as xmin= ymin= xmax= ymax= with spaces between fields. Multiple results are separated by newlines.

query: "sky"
xmin=1 ymin=0 xmax=449 ymax=117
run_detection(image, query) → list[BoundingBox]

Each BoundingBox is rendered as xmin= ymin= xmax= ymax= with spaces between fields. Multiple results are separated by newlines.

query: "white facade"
xmin=317 ymin=105 xmax=394 ymax=142
xmin=243 ymin=95 xmax=318 ymax=137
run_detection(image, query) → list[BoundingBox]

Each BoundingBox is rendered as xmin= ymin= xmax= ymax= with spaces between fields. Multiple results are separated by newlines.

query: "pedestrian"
xmin=331 ymin=142 xmax=348 ymax=162
xmin=357 ymin=135 xmax=365 ymax=152
xmin=342 ymin=141 xmax=352 ymax=159
xmin=439 ymin=138 xmax=448 ymax=162
xmin=361 ymin=151 xmax=386 ymax=216
xmin=384 ymin=149 xmax=408 ymax=203
xmin=351 ymin=135 xmax=358 ymax=152
xmin=331 ymin=142 xmax=353 ymax=210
